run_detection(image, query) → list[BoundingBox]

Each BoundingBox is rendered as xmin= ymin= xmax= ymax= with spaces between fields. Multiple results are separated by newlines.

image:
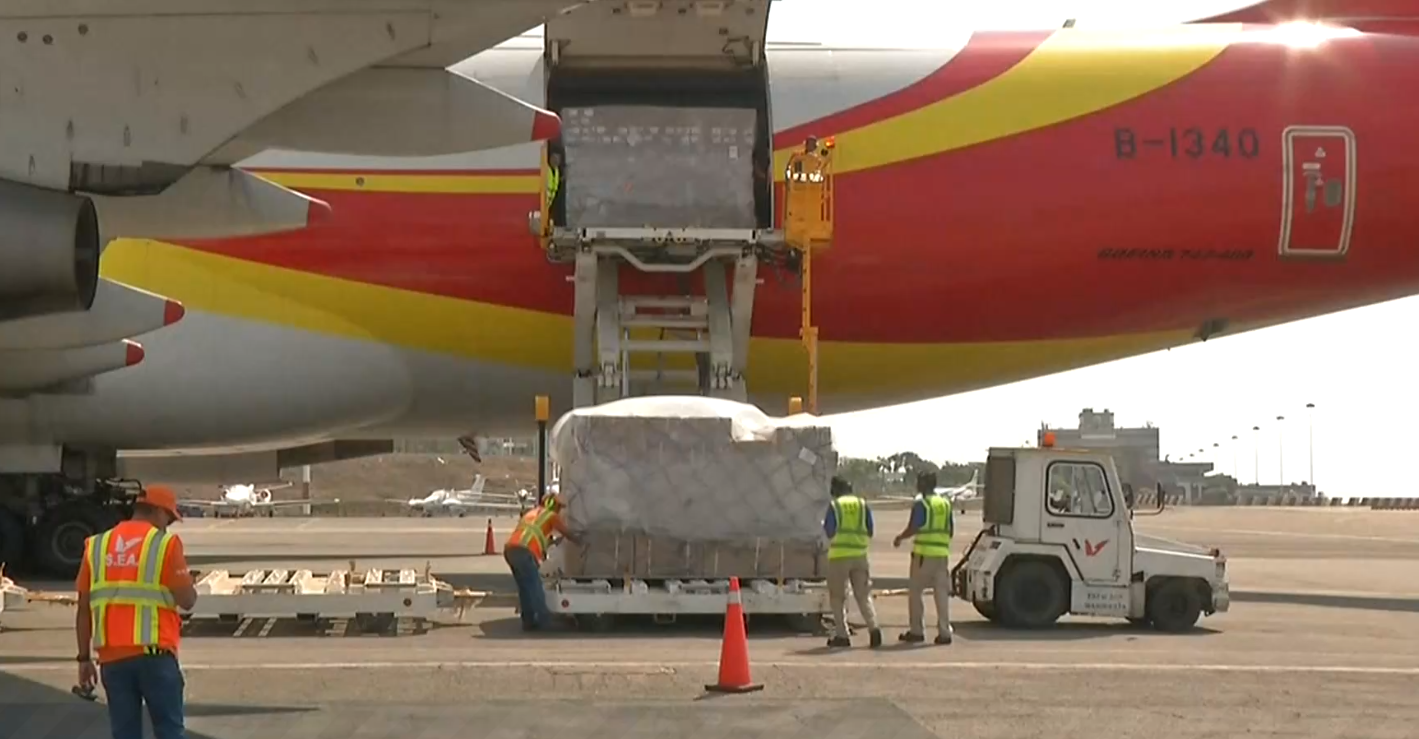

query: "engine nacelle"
xmin=0 ymin=179 xmax=100 ymax=321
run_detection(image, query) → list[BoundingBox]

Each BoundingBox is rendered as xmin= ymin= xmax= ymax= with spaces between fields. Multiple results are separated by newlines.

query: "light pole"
xmin=1230 ymin=435 xmax=1239 ymax=480
xmin=1252 ymin=425 xmax=1261 ymax=485
xmin=1306 ymin=402 xmax=1316 ymax=487
xmin=1276 ymin=415 xmax=1285 ymax=486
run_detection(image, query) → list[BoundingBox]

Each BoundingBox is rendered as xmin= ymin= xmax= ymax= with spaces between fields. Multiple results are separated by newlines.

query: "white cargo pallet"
xmin=544 ymin=578 xmax=828 ymax=616
xmin=186 ymin=568 xmax=455 ymax=620
xmin=1 ymin=581 xmax=25 ymax=618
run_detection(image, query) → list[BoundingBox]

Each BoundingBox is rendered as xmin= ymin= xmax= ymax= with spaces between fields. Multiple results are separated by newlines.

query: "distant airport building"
xmin=1038 ymin=408 xmax=1218 ymax=503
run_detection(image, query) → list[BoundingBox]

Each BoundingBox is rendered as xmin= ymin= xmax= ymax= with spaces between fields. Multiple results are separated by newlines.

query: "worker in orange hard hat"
xmin=75 ymin=484 xmax=199 ymax=739
xmin=504 ymin=491 xmax=578 ymax=631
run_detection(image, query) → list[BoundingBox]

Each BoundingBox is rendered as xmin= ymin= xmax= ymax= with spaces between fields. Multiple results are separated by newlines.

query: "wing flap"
xmin=0 ymin=279 xmax=184 ymax=351
xmin=226 ymin=68 xmax=560 ymax=158
xmin=0 ymin=339 xmax=143 ymax=392
xmin=90 ymin=167 xmax=331 ymax=241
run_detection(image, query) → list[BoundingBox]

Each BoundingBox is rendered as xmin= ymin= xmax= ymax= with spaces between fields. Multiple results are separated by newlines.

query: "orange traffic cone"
xmin=704 ymin=576 xmax=763 ymax=693
xmin=483 ymin=519 xmax=497 ymax=556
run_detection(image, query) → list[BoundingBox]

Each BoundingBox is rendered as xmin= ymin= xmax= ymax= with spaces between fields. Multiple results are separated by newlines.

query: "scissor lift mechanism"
xmin=538 ymin=143 xmax=835 ymax=410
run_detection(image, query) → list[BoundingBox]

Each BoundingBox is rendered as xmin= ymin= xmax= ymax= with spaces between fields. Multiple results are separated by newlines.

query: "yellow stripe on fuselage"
xmin=101 ymin=239 xmax=1195 ymax=400
xmin=773 ymin=25 xmax=1240 ymax=178
xmin=253 ymin=171 xmax=539 ymax=195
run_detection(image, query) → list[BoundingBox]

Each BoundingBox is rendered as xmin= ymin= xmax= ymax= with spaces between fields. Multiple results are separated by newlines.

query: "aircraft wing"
xmin=253 ymin=499 xmax=314 ymax=509
xmin=177 ymin=498 xmax=234 ymax=509
xmin=0 ymin=0 xmax=586 ymax=428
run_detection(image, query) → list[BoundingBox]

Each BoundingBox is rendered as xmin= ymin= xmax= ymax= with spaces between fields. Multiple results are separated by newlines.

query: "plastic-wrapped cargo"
xmin=548 ymin=396 xmax=835 ymax=580
xmin=560 ymin=106 xmax=758 ymax=229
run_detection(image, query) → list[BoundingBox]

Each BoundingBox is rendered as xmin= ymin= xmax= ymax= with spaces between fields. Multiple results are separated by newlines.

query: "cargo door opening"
xmin=544 ymin=67 xmax=774 ymax=231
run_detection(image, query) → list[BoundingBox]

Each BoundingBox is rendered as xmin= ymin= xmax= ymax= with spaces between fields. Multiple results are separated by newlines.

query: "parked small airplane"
xmin=878 ymin=470 xmax=982 ymax=511
xmin=180 ymin=481 xmax=306 ymax=518
xmin=391 ymin=474 xmax=524 ymax=517
xmin=935 ymin=470 xmax=983 ymax=504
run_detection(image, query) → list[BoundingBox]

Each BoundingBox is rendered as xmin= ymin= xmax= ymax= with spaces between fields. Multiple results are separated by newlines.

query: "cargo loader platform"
xmin=544 ymin=577 xmax=827 ymax=631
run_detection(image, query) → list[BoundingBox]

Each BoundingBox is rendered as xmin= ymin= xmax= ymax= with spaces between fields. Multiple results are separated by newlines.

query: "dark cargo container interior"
xmin=544 ymin=67 xmax=774 ymax=229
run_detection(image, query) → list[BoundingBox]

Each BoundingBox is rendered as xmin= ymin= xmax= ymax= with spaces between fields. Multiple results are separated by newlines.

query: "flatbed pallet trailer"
xmin=543 ymin=576 xmax=829 ymax=632
xmin=183 ymin=566 xmax=461 ymax=636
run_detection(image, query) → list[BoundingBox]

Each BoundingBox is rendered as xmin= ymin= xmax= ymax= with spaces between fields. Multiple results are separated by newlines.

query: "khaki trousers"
xmin=827 ymin=556 xmax=878 ymax=638
xmin=907 ymin=554 xmax=952 ymax=637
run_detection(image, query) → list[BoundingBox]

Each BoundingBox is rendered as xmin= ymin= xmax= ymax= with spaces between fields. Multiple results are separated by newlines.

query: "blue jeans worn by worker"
xmin=505 ymin=545 xmax=552 ymax=629
xmin=100 ymin=652 xmax=186 ymax=739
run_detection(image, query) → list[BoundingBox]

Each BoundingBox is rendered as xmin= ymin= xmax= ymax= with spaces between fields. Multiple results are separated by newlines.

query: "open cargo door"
xmin=546 ymin=0 xmax=772 ymax=71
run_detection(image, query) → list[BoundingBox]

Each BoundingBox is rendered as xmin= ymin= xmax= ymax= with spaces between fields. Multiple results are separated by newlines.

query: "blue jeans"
xmin=99 ymin=652 xmax=185 ymax=739
xmin=505 ymin=545 xmax=552 ymax=629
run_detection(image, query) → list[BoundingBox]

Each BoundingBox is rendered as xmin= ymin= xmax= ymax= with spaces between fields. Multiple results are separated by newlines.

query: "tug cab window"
xmin=1045 ymin=462 xmax=1114 ymax=519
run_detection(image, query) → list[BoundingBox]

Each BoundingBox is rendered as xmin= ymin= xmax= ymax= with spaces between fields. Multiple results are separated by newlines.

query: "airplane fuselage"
xmin=23 ymin=23 xmax=1419 ymax=458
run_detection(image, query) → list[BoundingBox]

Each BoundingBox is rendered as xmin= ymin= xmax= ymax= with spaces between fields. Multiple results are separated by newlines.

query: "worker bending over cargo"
xmin=504 ymin=493 xmax=576 ymax=632
xmin=823 ymin=477 xmax=882 ymax=649
xmin=893 ymin=472 xmax=954 ymax=645
xmin=75 ymin=486 xmax=198 ymax=739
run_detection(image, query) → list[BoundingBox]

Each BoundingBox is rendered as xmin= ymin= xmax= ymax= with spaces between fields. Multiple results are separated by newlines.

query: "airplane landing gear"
xmin=29 ymin=500 xmax=124 ymax=580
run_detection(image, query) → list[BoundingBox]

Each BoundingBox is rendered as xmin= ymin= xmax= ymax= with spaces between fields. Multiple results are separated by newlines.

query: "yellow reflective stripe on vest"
xmin=828 ymin=496 xmax=870 ymax=560
xmin=90 ymin=528 xmax=177 ymax=648
xmin=87 ymin=531 xmax=112 ymax=648
xmin=546 ymin=169 xmax=561 ymax=197
xmin=516 ymin=509 xmax=554 ymax=553
xmin=912 ymin=495 xmax=952 ymax=558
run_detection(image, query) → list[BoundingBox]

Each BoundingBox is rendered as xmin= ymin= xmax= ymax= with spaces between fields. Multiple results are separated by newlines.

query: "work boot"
xmin=869 ymin=629 xmax=882 ymax=648
xmin=898 ymin=631 xmax=925 ymax=643
xmin=826 ymin=636 xmax=852 ymax=648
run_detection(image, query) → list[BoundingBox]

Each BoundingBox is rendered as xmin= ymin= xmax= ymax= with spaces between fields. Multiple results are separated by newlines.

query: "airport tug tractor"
xmin=951 ymin=441 xmax=1230 ymax=632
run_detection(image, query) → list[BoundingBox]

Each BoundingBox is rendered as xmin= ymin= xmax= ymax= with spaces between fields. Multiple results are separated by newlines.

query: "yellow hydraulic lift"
xmin=781 ymin=136 xmax=836 ymax=415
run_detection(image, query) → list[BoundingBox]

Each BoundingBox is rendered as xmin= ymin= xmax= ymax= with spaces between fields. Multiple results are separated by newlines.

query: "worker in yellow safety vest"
xmin=545 ymin=150 xmax=563 ymax=226
xmin=823 ymin=477 xmax=882 ymax=649
xmin=893 ymin=471 xmax=954 ymax=644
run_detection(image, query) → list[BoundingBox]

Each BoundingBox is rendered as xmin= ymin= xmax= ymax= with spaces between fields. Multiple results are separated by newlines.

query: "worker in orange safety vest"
xmin=75 ymin=485 xmax=198 ymax=739
xmin=504 ymin=493 xmax=578 ymax=631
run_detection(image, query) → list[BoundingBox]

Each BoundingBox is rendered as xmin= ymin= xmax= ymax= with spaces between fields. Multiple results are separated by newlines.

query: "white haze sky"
xmin=755 ymin=0 xmax=1417 ymax=498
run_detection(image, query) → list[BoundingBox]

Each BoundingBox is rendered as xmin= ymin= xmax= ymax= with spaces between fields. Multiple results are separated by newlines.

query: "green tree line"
xmin=837 ymin=452 xmax=983 ymax=496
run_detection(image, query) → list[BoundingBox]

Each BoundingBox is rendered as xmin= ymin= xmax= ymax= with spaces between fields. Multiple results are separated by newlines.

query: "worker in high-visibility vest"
xmin=823 ymin=477 xmax=882 ymax=649
xmin=504 ymin=493 xmax=577 ymax=632
xmin=75 ymin=485 xmax=198 ymax=739
xmin=546 ymin=150 xmax=563 ymax=226
xmin=893 ymin=471 xmax=954 ymax=645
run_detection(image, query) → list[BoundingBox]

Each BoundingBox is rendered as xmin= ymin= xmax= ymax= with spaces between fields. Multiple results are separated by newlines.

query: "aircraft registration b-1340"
xmin=8 ymin=0 xmax=1419 ymax=577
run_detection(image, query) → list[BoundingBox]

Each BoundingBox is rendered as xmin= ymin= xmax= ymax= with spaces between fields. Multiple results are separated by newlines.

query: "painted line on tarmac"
xmin=7 ymin=660 xmax=1419 ymax=675
xmin=1142 ymin=525 xmax=1418 ymax=544
xmin=184 ymin=528 xmax=503 ymax=535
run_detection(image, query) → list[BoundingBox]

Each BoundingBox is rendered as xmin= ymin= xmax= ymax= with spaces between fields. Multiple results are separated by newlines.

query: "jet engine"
xmin=0 ymin=179 xmax=101 ymax=321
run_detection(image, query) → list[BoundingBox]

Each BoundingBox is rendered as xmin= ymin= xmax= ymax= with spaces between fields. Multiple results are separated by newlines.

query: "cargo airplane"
xmin=8 ymin=0 xmax=1419 ymax=577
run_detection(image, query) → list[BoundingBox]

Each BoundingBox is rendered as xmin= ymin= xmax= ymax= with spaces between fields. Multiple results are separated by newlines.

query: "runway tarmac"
xmin=4 ymin=507 xmax=1417 ymax=738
